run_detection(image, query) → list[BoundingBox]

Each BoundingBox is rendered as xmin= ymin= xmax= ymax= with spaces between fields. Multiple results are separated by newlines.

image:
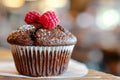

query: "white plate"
xmin=0 ymin=59 xmax=88 ymax=79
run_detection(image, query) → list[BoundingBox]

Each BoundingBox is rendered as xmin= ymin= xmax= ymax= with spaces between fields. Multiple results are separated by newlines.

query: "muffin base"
xmin=11 ymin=45 xmax=74 ymax=77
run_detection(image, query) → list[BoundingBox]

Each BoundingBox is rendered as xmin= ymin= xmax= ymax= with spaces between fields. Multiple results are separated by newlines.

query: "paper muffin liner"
xmin=11 ymin=45 xmax=75 ymax=77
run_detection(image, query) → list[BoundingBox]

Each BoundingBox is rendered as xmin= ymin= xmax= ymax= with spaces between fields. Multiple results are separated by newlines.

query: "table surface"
xmin=0 ymin=48 xmax=120 ymax=80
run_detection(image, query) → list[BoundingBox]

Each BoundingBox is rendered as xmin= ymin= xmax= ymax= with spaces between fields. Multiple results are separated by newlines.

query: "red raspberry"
xmin=39 ymin=11 xmax=59 ymax=29
xmin=24 ymin=11 xmax=41 ymax=24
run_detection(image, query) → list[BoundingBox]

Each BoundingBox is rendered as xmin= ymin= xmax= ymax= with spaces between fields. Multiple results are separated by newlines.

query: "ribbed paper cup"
xmin=11 ymin=45 xmax=75 ymax=77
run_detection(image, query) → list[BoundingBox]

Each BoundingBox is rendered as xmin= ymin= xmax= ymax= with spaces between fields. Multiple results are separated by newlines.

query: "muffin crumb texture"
xmin=7 ymin=24 xmax=77 ymax=46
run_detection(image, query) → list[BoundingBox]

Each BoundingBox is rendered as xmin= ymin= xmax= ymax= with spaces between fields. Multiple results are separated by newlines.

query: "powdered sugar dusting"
xmin=12 ymin=25 xmax=35 ymax=33
xmin=46 ymin=30 xmax=51 ymax=35
xmin=19 ymin=25 xmax=35 ymax=31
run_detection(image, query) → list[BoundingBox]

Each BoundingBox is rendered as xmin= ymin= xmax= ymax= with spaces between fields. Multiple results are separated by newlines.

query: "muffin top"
xmin=7 ymin=11 xmax=77 ymax=46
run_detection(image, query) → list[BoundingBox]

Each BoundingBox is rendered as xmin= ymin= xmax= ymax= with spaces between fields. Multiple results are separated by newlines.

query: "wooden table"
xmin=0 ymin=48 xmax=120 ymax=80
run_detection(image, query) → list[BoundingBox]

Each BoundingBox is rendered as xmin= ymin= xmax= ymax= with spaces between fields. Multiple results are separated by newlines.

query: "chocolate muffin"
xmin=7 ymin=11 xmax=77 ymax=77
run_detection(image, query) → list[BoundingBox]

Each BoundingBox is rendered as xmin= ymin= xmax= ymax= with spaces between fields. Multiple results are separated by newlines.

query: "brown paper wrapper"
xmin=11 ymin=45 xmax=74 ymax=77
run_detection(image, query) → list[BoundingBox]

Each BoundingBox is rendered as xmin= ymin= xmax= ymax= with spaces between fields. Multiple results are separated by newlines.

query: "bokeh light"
xmin=96 ymin=9 xmax=120 ymax=30
xmin=38 ymin=0 xmax=68 ymax=12
xmin=76 ymin=13 xmax=94 ymax=28
xmin=2 ymin=0 xmax=25 ymax=8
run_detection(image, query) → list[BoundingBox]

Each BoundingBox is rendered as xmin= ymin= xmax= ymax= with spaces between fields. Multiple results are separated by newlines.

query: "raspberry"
xmin=24 ymin=11 xmax=41 ymax=24
xmin=39 ymin=11 xmax=59 ymax=29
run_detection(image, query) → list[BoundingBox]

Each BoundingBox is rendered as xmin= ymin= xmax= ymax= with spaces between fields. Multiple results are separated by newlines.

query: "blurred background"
xmin=0 ymin=0 xmax=120 ymax=76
